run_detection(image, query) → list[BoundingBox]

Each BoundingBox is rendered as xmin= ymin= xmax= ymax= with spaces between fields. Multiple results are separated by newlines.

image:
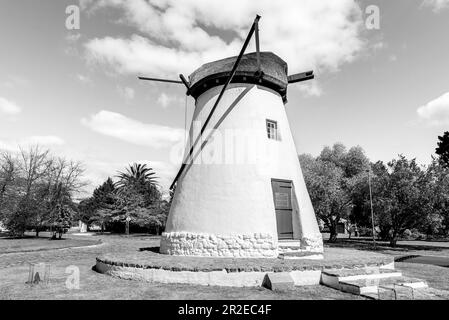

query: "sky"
xmin=0 ymin=0 xmax=449 ymax=197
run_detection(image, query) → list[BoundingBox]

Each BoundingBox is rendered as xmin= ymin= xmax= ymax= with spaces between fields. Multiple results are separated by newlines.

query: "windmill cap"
xmin=188 ymin=52 xmax=289 ymax=101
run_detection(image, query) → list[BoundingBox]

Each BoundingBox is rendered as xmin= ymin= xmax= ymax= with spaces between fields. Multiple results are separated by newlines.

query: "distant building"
xmin=0 ymin=222 xmax=7 ymax=232
xmin=319 ymin=219 xmax=349 ymax=235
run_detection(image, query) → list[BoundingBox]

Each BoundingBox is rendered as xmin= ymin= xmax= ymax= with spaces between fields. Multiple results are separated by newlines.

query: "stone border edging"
xmin=95 ymin=259 xmax=323 ymax=287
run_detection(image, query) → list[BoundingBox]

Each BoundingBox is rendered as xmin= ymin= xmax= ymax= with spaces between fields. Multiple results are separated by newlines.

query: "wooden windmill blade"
xmin=169 ymin=14 xmax=261 ymax=190
xmin=157 ymin=16 xmax=325 ymax=259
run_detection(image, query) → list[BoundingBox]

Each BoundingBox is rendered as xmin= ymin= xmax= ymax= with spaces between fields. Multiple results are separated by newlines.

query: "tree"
xmin=32 ymin=156 xmax=86 ymax=236
xmin=372 ymin=155 xmax=433 ymax=246
xmin=0 ymin=146 xmax=85 ymax=238
xmin=436 ymin=131 xmax=449 ymax=168
xmin=1 ymin=146 xmax=52 ymax=236
xmin=0 ymin=151 xmax=17 ymax=204
xmin=115 ymin=163 xmax=157 ymax=190
xmin=77 ymin=178 xmax=116 ymax=232
xmin=0 ymin=152 xmax=18 ymax=224
xmin=301 ymin=158 xmax=351 ymax=242
xmin=427 ymin=158 xmax=449 ymax=236
xmin=115 ymin=163 xmax=160 ymax=235
xmin=48 ymin=203 xmax=74 ymax=239
xmin=299 ymin=143 xmax=370 ymax=242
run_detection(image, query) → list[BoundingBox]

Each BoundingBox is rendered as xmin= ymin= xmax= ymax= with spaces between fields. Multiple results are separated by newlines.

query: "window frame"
xmin=266 ymin=119 xmax=280 ymax=141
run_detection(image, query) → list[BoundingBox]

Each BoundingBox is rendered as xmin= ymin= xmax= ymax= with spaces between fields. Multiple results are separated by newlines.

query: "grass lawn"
xmin=396 ymin=262 xmax=449 ymax=292
xmin=325 ymin=238 xmax=449 ymax=258
xmin=2 ymin=234 xmax=449 ymax=300
xmin=0 ymin=234 xmax=364 ymax=300
xmin=0 ymin=233 xmax=101 ymax=254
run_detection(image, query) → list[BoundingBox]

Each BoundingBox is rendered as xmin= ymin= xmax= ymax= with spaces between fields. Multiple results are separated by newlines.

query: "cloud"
xmin=117 ymin=86 xmax=135 ymax=100
xmin=389 ymin=54 xmax=398 ymax=62
xmin=0 ymin=97 xmax=21 ymax=115
xmin=297 ymin=81 xmax=323 ymax=97
xmin=65 ymin=33 xmax=83 ymax=56
xmin=0 ymin=135 xmax=65 ymax=152
xmin=157 ymin=92 xmax=183 ymax=108
xmin=422 ymin=0 xmax=449 ymax=12
xmin=81 ymin=110 xmax=185 ymax=148
xmin=24 ymin=136 xmax=66 ymax=146
xmin=2 ymin=76 xmax=29 ymax=89
xmin=76 ymin=74 xmax=92 ymax=84
xmin=84 ymin=0 xmax=364 ymax=79
xmin=417 ymin=92 xmax=449 ymax=126
xmin=66 ymin=33 xmax=82 ymax=43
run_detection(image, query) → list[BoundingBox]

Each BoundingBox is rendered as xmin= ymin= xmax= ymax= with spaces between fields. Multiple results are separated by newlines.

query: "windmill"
xmin=140 ymin=15 xmax=323 ymax=258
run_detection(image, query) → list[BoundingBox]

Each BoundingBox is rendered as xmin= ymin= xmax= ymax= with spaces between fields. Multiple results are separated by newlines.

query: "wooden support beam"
xmin=287 ymin=71 xmax=314 ymax=84
xmin=179 ymin=74 xmax=191 ymax=95
xmin=255 ymin=19 xmax=261 ymax=75
xmin=170 ymin=15 xmax=261 ymax=190
xmin=138 ymin=76 xmax=183 ymax=84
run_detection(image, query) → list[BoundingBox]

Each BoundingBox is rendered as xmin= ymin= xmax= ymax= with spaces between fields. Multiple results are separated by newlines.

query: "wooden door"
xmin=271 ymin=179 xmax=293 ymax=239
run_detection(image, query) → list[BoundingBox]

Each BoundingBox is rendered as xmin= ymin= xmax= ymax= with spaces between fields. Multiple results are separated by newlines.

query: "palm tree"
xmin=115 ymin=163 xmax=158 ymax=190
xmin=114 ymin=163 xmax=158 ymax=235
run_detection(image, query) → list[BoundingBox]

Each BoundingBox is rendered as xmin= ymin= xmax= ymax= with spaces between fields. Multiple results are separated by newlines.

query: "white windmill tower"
xmin=140 ymin=15 xmax=323 ymax=258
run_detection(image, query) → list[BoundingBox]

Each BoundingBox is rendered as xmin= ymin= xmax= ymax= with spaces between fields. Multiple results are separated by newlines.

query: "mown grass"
xmin=0 ymin=234 xmax=101 ymax=254
xmin=0 ymin=254 xmax=363 ymax=300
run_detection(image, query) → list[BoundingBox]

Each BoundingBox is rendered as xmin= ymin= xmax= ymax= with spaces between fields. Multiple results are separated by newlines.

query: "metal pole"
xmin=368 ymin=169 xmax=376 ymax=246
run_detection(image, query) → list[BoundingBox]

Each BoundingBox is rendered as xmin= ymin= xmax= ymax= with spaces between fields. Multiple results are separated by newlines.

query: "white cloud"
xmin=66 ymin=33 xmax=82 ymax=43
xmin=157 ymin=92 xmax=183 ymax=108
xmin=422 ymin=0 xmax=449 ymax=12
xmin=417 ymin=92 xmax=449 ymax=126
xmin=81 ymin=110 xmax=185 ymax=148
xmin=297 ymin=81 xmax=323 ymax=97
xmin=76 ymin=74 xmax=92 ymax=84
xmin=117 ymin=86 xmax=135 ymax=100
xmin=24 ymin=136 xmax=65 ymax=146
xmin=0 ymin=135 xmax=65 ymax=152
xmin=84 ymin=0 xmax=364 ymax=78
xmin=0 ymin=97 xmax=21 ymax=115
xmin=389 ymin=54 xmax=398 ymax=62
xmin=2 ymin=75 xmax=29 ymax=89
xmin=65 ymin=33 xmax=83 ymax=56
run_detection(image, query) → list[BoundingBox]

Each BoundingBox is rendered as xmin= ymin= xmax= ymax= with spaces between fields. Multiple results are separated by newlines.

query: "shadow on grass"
xmin=139 ymin=247 xmax=160 ymax=253
xmin=0 ymin=234 xmax=65 ymax=241
xmin=325 ymin=239 xmax=449 ymax=253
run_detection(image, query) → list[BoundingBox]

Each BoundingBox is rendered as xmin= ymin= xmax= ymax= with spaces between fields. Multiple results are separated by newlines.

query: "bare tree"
xmin=42 ymin=157 xmax=87 ymax=237
xmin=0 ymin=151 xmax=18 ymax=203
xmin=19 ymin=145 xmax=53 ymax=198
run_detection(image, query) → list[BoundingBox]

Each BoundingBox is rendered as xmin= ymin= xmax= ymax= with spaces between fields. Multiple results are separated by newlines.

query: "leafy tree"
xmin=427 ymin=158 xmax=449 ymax=235
xmin=436 ymin=131 xmax=449 ymax=168
xmin=115 ymin=163 xmax=160 ymax=235
xmin=300 ymin=143 xmax=370 ymax=242
xmin=48 ymin=203 xmax=74 ymax=239
xmin=77 ymin=178 xmax=116 ymax=232
xmin=115 ymin=163 xmax=157 ymax=190
xmin=372 ymin=155 xmax=434 ymax=246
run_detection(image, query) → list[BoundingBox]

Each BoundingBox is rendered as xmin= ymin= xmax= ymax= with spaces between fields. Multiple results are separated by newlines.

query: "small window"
xmin=266 ymin=119 xmax=279 ymax=140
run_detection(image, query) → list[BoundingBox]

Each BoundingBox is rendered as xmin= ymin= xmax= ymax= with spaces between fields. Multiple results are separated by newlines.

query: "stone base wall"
xmin=300 ymin=234 xmax=324 ymax=253
xmin=160 ymin=232 xmax=278 ymax=258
